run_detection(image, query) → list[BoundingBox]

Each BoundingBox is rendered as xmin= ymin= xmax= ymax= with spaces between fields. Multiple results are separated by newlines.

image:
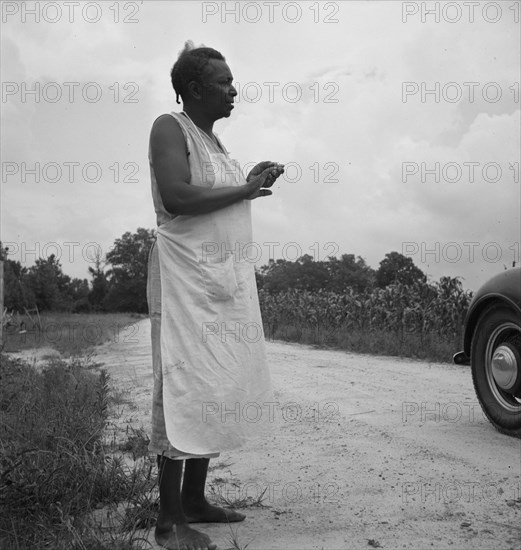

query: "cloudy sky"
xmin=1 ymin=0 xmax=520 ymax=291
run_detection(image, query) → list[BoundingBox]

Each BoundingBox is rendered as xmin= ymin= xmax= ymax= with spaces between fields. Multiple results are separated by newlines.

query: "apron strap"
xmin=180 ymin=111 xmax=226 ymax=158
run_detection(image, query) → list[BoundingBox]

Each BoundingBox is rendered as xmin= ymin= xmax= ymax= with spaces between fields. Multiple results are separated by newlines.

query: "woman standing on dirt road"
xmin=146 ymin=41 xmax=284 ymax=550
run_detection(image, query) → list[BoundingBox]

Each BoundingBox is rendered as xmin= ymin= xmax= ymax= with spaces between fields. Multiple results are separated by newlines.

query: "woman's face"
xmin=198 ymin=59 xmax=237 ymax=119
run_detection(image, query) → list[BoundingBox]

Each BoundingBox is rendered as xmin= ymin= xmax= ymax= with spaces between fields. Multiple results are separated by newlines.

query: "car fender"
xmin=453 ymin=267 xmax=521 ymax=365
xmin=464 ymin=268 xmax=521 ymax=356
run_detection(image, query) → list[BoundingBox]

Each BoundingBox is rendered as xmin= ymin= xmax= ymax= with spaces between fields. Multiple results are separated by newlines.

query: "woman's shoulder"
xmin=150 ymin=112 xmax=190 ymax=138
xmin=149 ymin=113 xmax=189 ymax=154
xmin=151 ymin=112 xmax=183 ymax=130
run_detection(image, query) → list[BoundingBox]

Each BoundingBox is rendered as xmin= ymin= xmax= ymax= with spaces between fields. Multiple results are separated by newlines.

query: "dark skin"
xmin=150 ymin=57 xmax=284 ymax=550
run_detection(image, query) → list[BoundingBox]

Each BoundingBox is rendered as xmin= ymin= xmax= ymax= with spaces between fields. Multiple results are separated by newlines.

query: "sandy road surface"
xmin=89 ymin=318 xmax=521 ymax=550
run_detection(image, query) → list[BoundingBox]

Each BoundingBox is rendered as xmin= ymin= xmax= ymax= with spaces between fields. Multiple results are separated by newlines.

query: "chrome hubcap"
xmin=491 ymin=344 xmax=519 ymax=390
xmin=485 ymin=322 xmax=521 ymax=411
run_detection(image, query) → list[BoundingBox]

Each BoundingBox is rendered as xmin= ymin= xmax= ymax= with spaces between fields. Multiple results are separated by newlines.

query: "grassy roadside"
xmin=0 ymin=313 xmax=156 ymax=549
xmin=263 ymin=323 xmax=460 ymax=363
xmin=2 ymin=312 xmax=146 ymax=356
xmin=2 ymin=310 xmax=460 ymax=364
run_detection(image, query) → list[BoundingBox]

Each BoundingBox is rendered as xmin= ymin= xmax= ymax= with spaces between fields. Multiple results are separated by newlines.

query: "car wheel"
xmin=471 ymin=304 xmax=521 ymax=438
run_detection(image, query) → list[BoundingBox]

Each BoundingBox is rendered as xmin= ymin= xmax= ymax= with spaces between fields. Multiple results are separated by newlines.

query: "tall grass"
xmin=0 ymin=316 xmax=156 ymax=549
xmin=264 ymin=324 xmax=458 ymax=362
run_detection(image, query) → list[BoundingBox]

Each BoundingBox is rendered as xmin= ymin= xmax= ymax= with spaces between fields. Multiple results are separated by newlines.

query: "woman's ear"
xmin=187 ymin=80 xmax=203 ymax=100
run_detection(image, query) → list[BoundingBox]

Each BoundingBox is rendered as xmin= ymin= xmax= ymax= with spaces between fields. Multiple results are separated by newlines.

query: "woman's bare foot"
xmin=184 ymin=501 xmax=246 ymax=523
xmin=155 ymin=523 xmax=217 ymax=550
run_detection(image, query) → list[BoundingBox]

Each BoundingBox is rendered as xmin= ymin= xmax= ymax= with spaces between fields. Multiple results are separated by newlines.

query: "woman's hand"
xmin=247 ymin=161 xmax=285 ymax=189
xmin=243 ymin=165 xmax=276 ymax=200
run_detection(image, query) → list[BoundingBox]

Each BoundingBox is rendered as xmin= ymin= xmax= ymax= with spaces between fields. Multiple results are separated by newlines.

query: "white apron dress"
xmin=147 ymin=111 xmax=273 ymax=458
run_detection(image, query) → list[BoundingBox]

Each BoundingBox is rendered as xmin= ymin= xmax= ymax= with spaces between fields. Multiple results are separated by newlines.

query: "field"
xmin=259 ymin=277 xmax=472 ymax=363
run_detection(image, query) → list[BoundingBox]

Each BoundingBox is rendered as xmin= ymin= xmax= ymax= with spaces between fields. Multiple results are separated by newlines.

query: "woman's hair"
xmin=171 ymin=40 xmax=226 ymax=104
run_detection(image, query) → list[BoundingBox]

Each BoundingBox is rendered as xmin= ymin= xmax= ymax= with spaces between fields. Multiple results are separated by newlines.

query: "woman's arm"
xmin=150 ymin=115 xmax=274 ymax=215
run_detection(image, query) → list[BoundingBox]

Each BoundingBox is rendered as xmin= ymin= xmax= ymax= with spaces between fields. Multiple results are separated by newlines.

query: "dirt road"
xmin=92 ymin=319 xmax=521 ymax=550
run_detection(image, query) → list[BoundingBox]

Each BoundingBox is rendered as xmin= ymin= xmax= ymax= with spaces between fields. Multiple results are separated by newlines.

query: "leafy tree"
xmin=326 ymin=254 xmax=375 ymax=293
xmin=260 ymin=255 xmax=329 ymax=292
xmin=376 ymin=251 xmax=426 ymax=288
xmin=88 ymin=250 xmax=108 ymax=311
xmin=103 ymin=228 xmax=155 ymax=312
xmin=68 ymin=278 xmax=91 ymax=312
xmin=1 ymin=243 xmax=33 ymax=311
xmin=2 ymin=244 xmax=89 ymax=312
xmin=257 ymin=254 xmax=375 ymax=293
xmin=254 ymin=266 xmax=264 ymax=290
xmin=25 ymin=255 xmax=73 ymax=311
xmin=294 ymin=254 xmax=331 ymax=291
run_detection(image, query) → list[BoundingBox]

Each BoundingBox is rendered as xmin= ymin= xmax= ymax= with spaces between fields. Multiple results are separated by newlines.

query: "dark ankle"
xmin=157 ymin=513 xmax=188 ymax=531
xmin=182 ymin=497 xmax=208 ymax=510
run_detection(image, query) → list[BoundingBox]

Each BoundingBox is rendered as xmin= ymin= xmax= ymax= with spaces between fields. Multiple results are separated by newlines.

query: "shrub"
xmin=0 ymin=354 xmax=155 ymax=549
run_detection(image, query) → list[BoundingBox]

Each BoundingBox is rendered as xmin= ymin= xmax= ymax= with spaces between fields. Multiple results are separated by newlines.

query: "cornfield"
xmin=258 ymin=276 xmax=473 ymax=362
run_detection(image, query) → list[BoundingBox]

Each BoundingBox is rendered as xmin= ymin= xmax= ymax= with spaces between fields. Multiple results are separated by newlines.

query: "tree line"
xmin=1 ymin=228 xmax=428 ymax=314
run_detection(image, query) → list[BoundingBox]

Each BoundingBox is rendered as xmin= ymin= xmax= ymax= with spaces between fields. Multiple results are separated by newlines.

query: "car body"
xmin=454 ymin=266 xmax=521 ymax=437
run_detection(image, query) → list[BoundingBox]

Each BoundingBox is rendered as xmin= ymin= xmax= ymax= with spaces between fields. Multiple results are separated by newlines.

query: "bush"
xmin=0 ymin=354 xmax=155 ymax=549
